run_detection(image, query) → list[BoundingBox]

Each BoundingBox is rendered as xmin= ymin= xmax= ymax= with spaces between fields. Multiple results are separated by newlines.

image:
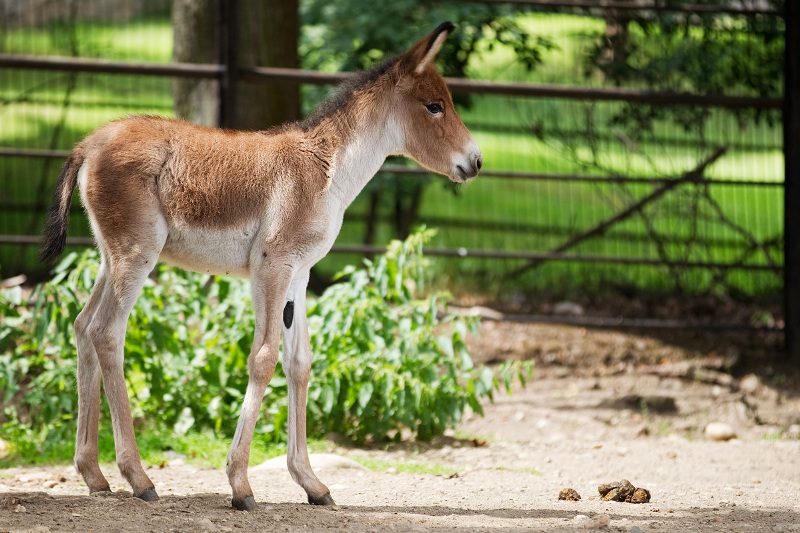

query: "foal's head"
xmin=390 ymin=22 xmax=483 ymax=183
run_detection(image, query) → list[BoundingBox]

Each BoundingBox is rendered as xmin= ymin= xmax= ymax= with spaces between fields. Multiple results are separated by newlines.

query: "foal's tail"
xmin=40 ymin=149 xmax=85 ymax=264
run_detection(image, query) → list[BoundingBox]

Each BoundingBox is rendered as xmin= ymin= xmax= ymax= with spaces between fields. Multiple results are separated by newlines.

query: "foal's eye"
xmin=425 ymin=103 xmax=444 ymax=115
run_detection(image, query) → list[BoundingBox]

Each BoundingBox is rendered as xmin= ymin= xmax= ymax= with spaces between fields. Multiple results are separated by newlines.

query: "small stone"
xmin=43 ymin=480 xmax=59 ymax=489
xmin=705 ymin=422 xmax=737 ymax=441
xmin=631 ymin=527 xmax=643 ymax=533
xmin=787 ymin=424 xmax=800 ymax=439
xmin=739 ymin=374 xmax=760 ymax=394
xmin=558 ymin=488 xmax=581 ymax=501
xmin=554 ymin=301 xmax=584 ymax=316
xmin=578 ymin=514 xmax=610 ymax=530
xmin=196 ymin=517 xmax=217 ymax=531
xmin=13 ymin=503 xmax=26 ymax=513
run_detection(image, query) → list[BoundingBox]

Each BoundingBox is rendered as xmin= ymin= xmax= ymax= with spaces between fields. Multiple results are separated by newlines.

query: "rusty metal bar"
xmin=0 ymin=235 xmax=94 ymax=246
xmin=461 ymin=308 xmax=783 ymax=332
xmin=0 ymin=148 xmax=782 ymax=188
xmin=466 ymin=0 xmax=781 ymax=16
xmin=378 ymin=163 xmax=784 ymax=187
xmin=0 ymin=147 xmax=70 ymax=158
xmin=0 ymin=54 xmax=222 ymax=78
xmin=0 ymin=54 xmax=781 ymax=110
xmin=242 ymin=65 xmax=783 ymax=110
xmin=328 ymin=243 xmax=778 ymax=272
xmin=0 ymin=235 xmax=778 ymax=272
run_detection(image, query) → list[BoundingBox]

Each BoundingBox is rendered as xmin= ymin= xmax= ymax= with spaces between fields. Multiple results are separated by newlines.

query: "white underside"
xmin=160 ymin=222 xmax=260 ymax=278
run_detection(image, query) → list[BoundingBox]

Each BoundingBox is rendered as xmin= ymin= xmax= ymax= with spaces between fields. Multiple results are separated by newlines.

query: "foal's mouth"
xmin=451 ymin=165 xmax=479 ymax=183
xmin=450 ymin=165 xmax=477 ymax=183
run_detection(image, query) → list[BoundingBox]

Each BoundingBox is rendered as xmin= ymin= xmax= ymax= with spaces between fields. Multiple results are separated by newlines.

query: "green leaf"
xmin=479 ymin=367 xmax=494 ymax=394
xmin=358 ymin=382 xmax=374 ymax=409
xmin=437 ymin=335 xmax=454 ymax=359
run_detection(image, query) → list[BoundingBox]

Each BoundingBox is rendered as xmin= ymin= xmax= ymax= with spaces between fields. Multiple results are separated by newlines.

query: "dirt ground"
xmin=1 ymin=318 xmax=799 ymax=532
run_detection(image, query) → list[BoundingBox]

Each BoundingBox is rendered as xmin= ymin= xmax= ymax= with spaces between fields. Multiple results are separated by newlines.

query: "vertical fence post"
xmin=785 ymin=0 xmax=800 ymax=361
xmin=218 ymin=0 xmax=238 ymax=128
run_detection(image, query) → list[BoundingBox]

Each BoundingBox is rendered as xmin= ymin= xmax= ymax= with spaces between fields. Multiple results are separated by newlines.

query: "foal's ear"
xmin=398 ymin=21 xmax=455 ymax=76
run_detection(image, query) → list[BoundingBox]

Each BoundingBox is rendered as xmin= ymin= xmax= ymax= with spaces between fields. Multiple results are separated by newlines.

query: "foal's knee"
xmin=283 ymin=352 xmax=311 ymax=387
xmin=86 ymin=319 xmax=123 ymax=368
xmin=74 ymin=309 xmax=93 ymax=344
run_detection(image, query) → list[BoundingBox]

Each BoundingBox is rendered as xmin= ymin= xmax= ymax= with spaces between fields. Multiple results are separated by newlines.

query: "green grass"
xmin=0 ymin=422 xmax=324 ymax=469
xmin=0 ymin=13 xmax=784 ymax=298
xmin=0 ymin=18 xmax=172 ymax=62
xmin=352 ymin=456 xmax=458 ymax=476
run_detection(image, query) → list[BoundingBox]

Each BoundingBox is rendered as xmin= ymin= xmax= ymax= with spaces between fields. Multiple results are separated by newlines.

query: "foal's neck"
xmin=317 ymin=107 xmax=402 ymax=209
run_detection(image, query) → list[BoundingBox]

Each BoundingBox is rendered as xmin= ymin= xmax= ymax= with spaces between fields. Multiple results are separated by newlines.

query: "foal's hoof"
xmin=89 ymin=485 xmax=112 ymax=495
xmin=135 ymin=487 xmax=159 ymax=502
xmin=308 ymin=492 xmax=336 ymax=506
xmin=232 ymin=495 xmax=256 ymax=511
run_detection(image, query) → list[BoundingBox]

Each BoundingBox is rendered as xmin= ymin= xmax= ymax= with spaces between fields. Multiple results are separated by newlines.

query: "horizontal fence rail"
xmin=0 ymin=54 xmax=783 ymax=109
xmin=469 ymin=0 xmax=782 ymax=16
xmin=0 ymin=235 xmax=779 ymax=273
xmin=0 ymin=149 xmax=783 ymax=188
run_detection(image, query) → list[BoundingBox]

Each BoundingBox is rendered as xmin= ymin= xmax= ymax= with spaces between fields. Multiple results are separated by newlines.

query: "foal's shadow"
xmin=6 ymin=491 xmax=800 ymax=531
xmin=1 ymin=491 xmax=575 ymax=521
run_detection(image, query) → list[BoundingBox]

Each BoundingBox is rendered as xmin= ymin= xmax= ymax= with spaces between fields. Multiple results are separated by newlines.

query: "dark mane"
xmin=300 ymin=56 xmax=399 ymax=131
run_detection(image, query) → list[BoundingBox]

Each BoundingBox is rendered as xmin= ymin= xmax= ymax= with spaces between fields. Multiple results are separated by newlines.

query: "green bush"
xmin=0 ymin=229 xmax=529 ymax=456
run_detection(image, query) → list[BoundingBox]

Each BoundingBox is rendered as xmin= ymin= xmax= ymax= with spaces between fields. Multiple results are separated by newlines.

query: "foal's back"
xmin=82 ymin=116 xmax=327 ymax=227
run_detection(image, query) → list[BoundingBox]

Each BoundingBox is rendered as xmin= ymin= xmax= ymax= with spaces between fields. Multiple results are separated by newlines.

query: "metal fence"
xmin=0 ymin=1 xmax=793 ymax=336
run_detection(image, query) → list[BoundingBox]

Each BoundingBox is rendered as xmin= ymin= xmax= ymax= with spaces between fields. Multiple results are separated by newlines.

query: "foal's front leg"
xmin=226 ymin=263 xmax=292 ymax=511
xmin=282 ymin=270 xmax=334 ymax=505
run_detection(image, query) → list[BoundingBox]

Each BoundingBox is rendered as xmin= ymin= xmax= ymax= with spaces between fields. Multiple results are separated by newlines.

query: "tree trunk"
xmin=172 ymin=0 xmax=300 ymax=130
xmin=235 ymin=0 xmax=300 ymax=130
xmin=172 ymin=0 xmax=218 ymax=126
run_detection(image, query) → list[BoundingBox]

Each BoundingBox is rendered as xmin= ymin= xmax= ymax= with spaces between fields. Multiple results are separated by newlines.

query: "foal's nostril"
xmin=471 ymin=153 xmax=483 ymax=173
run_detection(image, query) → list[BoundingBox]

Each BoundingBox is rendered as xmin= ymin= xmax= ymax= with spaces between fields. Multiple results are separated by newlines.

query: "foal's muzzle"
xmin=453 ymin=151 xmax=483 ymax=182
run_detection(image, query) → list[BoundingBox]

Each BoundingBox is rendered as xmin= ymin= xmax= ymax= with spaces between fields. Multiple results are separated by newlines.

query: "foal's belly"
xmin=160 ymin=224 xmax=258 ymax=278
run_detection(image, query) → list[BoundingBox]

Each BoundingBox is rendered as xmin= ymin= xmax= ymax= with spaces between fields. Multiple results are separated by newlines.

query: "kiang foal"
xmin=41 ymin=22 xmax=482 ymax=510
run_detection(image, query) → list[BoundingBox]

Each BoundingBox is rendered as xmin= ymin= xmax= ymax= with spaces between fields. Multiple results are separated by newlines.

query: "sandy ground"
xmin=1 ymin=320 xmax=799 ymax=532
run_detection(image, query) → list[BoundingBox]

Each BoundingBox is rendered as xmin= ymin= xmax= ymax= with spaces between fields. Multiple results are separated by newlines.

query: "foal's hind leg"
xmin=87 ymin=256 xmax=160 ymax=501
xmin=74 ymin=261 xmax=111 ymax=493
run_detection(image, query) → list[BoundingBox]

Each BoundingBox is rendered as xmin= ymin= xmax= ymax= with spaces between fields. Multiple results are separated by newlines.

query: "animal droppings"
xmin=598 ymin=479 xmax=651 ymax=503
xmin=630 ymin=488 xmax=651 ymax=503
xmin=558 ymin=488 xmax=582 ymax=501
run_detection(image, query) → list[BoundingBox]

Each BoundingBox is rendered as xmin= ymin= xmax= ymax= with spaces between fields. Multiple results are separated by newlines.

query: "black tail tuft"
xmin=40 ymin=201 xmax=68 ymax=265
xmin=40 ymin=153 xmax=82 ymax=265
